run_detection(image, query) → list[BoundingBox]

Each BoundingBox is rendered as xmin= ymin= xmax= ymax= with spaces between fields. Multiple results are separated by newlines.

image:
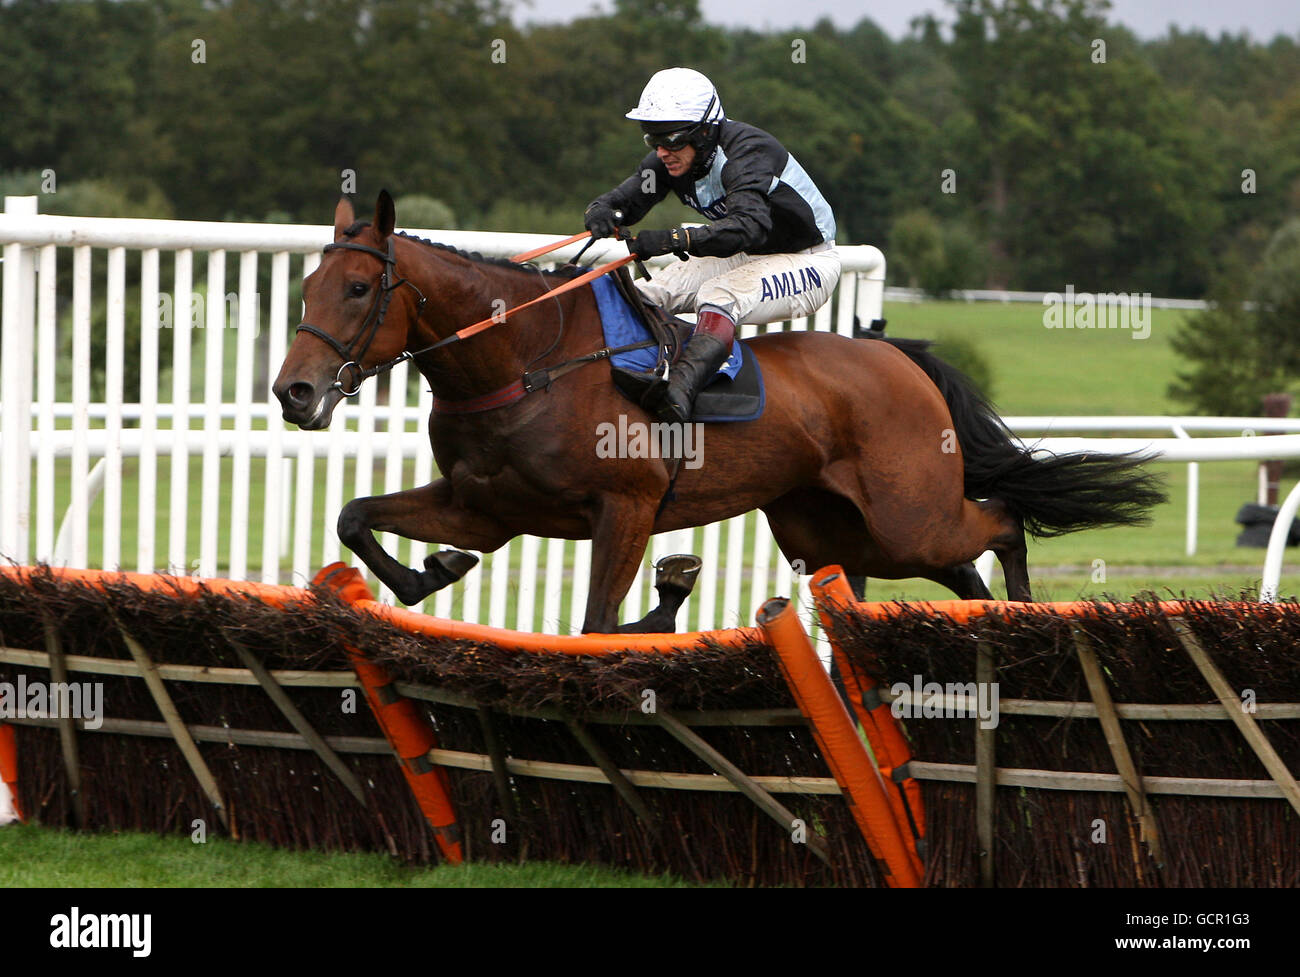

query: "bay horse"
xmin=273 ymin=192 xmax=1164 ymax=633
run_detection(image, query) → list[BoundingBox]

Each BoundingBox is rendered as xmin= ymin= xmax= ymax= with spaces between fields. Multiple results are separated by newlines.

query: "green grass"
xmin=0 ymin=824 xmax=709 ymax=888
xmin=887 ymin=299 xmax=1187 ymax=415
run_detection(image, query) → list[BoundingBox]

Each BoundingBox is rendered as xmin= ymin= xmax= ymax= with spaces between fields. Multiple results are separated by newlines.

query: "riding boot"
xmin=648 ymin=308 xmax=736 ymax=424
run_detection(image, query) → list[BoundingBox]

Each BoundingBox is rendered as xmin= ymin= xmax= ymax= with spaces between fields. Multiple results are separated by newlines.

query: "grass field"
xmin=893 ymin=298 xmax=1184 ymax=416
xmin=0 ymin=824 xmax=704 ymax=888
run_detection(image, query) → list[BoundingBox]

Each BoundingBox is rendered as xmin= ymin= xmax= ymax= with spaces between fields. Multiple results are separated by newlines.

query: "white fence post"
xmin=1172 ymin=423 xmax=1198 ymax=557
xmin=34 ymin=243 xmax=57 ymax=562
xmin=851 ymin=244 xmax=885 ymax=329
xmin=138 ymin=248 xmax=160 ymax=573
xmin=0 ymin=196 xmax=37 ymax=565
xmin=1261 ymin=481 xmax=1300 ymax=602
xmin=104 ymin=246 xmax=126 ymax=570
xmin=168 ymin=248 xmax=194 ymax=573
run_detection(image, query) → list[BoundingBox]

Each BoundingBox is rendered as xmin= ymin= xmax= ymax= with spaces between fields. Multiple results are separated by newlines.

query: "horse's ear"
xmin=374 ymin=189 xmax=395 ymax=240
xmin=333 ymin=197 xmax=355 ymax=239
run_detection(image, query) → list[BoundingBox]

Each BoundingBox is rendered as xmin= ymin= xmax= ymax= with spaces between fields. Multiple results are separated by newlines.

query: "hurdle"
xmin=5 ymin=562 xmax=1299 ymax=885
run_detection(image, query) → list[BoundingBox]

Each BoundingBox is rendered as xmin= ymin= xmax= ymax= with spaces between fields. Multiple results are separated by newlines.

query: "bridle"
xmin=295 ymin=237 xmax=427 ymax=396
xmin=294 ymin=232 xmax=638 ymax=402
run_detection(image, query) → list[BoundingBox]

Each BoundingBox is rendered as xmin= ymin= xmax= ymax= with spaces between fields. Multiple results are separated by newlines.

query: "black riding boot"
xmin=648 ymin=331 xmax=733 ymax=424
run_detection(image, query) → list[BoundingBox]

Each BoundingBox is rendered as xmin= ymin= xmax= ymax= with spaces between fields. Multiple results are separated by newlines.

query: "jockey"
xmin=585 ymin=67 xmax=841 ymax=424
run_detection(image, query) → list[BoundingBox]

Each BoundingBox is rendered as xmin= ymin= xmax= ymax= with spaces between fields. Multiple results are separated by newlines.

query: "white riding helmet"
xmin=625 ymin=67 xmax=725 ymax=126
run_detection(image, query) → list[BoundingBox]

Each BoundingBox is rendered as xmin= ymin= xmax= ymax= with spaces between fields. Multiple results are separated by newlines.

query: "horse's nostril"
xmin=287 ymin=382 xmax=315 ymax=409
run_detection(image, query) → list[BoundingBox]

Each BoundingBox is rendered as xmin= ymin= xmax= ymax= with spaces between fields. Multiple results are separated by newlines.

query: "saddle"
xmin=601 ymin=266 xmax=764 ymax=424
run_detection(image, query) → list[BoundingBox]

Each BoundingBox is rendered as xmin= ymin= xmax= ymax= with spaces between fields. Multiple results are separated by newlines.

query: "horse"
xmin=273 ymin=192 xmax=1165 ymax=633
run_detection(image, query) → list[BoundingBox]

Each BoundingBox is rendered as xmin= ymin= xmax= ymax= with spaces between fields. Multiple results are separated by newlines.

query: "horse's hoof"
xmin=654 ymin=553 xmax=702 ymax=598
xmin=392 ymin=550 xmax=479 ymax=604
xmin=424 ymin=549 xmax=479 ymax=584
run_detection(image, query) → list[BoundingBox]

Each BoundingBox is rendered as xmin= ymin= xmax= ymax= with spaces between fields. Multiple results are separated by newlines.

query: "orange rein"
xmin=443 ymin=253 xmax=636 ymax=347
xmin=509 ymin=230 xmax=591 ymax=263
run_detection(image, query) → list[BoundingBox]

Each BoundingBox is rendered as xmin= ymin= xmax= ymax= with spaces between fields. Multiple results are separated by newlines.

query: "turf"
xmin=887 ymin=298 xmax=1186 ymax=415
xmin=0 ymin=824 xmax=709 ymax=888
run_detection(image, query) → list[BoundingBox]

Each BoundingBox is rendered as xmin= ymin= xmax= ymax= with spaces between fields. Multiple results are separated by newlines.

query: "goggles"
xmin=643 ymin=126 xmax=698 ymax=151
xmin=641 ymin=92 xmax=718 ymax=152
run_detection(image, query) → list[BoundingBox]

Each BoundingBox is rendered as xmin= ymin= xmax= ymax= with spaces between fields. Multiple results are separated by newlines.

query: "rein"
xmin=509 ymin=231 xmax=590 ymax=263
xmin=297 ymin=229 xmax=640 ymax=408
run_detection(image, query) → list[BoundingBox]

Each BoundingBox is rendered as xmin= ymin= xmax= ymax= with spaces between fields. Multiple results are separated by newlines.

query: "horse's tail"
xmin=878 ymin=337 xmax=1167 ymax=538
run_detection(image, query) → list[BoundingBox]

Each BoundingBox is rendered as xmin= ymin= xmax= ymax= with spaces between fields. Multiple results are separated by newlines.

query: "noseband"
xmin=295 ymin=237 xmax=427 ymax=396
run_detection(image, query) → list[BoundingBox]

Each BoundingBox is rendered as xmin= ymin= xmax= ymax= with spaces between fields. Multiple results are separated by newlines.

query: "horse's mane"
xmin=340 ymin=221 xmax=583 ymax=279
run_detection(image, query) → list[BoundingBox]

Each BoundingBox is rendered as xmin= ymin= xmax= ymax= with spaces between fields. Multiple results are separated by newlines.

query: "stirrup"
xmin=610 ymin=359 xmax=670 ymax=411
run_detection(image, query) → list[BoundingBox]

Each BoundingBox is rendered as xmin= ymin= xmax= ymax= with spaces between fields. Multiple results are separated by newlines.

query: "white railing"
xmin=0 ymin=197 xmax=886 ymax=638
xmin=884 ymin=286 xmax=1210 ymax=310
xmin=1004 ymin=417 xmax=1300 ymax=558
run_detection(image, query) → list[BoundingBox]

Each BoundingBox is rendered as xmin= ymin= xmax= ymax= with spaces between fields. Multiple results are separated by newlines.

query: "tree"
xmin=613 ymin=0 xmax=702 ymax=25
xmin=1168 ymin=219 xmax=1300 ymax=415
xmin=395 ymin=195 xmax=457 ymax=231
xmin=942 ymin=0 xmax=1219 ymax=293
xmin=889 ymin=209 xmax=986 ymax=295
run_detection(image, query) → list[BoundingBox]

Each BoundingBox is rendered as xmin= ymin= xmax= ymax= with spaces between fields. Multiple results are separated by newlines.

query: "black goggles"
xmin=643 ymin=126 xmax=698 ymax=151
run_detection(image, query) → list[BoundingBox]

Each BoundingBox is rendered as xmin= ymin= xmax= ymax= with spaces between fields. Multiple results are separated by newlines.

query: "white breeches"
xmin=635 ymin=246 xmax=841 ymax=325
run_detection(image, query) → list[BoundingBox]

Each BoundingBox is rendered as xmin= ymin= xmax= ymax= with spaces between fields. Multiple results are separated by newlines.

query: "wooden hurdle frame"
xmin=0 ymin=563 xmax=919 ymax=885
xmin=4 ymin=561 xmax=1300 ymax=886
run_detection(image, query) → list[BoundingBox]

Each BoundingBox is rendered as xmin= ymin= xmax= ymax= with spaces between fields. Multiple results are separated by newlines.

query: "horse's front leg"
xmin=337 ymin=478 xmax=511 ymax=606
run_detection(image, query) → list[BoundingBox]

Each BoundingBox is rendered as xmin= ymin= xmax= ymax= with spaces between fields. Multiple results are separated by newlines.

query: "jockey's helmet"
xmin=626 ymin=67 xmax=724 ymax=158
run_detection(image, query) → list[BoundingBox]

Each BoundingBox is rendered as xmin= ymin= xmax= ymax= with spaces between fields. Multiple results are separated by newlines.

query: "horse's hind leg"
xmin=922 ymin=562 xmax=994 ymax=600
xmin=918 ymin=502 xmax=1031 ymax=601
xmin=337 ymin=479 xmax=512 ymax=606
xmin=957 ymin=499 xmax=1031 ymax=601
xmin=991 ymin=514 xmax=1032 ymax=602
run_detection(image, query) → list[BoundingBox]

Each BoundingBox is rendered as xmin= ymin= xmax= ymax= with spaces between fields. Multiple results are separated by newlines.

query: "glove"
xmin=584 ymin=201 xmax=620 ymax=239
xmin=629 ymin=227 xmax=690 ymax=261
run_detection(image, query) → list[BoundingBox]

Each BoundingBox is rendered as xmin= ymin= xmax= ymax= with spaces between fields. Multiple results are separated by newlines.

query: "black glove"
xmin=584 ymin=201 xmax=620 ymax=239
xmin=629 ymin=227 xmax=690 ymax=261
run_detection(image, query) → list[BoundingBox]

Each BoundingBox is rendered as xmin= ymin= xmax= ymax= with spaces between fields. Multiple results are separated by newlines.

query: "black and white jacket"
xmin=593 ymin=120 xmax=836 ymax=257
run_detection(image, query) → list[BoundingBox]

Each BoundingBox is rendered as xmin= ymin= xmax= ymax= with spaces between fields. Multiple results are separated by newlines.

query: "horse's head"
xmin=273 ymin=191 xmax=425 ymax=429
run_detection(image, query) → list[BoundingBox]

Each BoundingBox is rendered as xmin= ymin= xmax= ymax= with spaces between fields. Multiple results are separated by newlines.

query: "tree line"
xmin=2 ymin=0 xmax=1298 ymax=299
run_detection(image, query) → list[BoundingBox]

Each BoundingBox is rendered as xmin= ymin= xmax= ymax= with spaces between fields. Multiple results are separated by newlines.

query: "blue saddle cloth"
xmin=590 ymin=275 xmax=764 ymax=423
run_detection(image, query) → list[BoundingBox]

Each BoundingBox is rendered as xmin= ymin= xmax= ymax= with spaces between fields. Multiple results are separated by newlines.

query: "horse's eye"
xmin=349 ymin=282 xmax=368 ymax=297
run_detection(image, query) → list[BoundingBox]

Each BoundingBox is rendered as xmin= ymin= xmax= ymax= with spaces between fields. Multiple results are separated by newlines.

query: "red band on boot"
xmin=694 ymin=308 xmax=736 ymax=343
